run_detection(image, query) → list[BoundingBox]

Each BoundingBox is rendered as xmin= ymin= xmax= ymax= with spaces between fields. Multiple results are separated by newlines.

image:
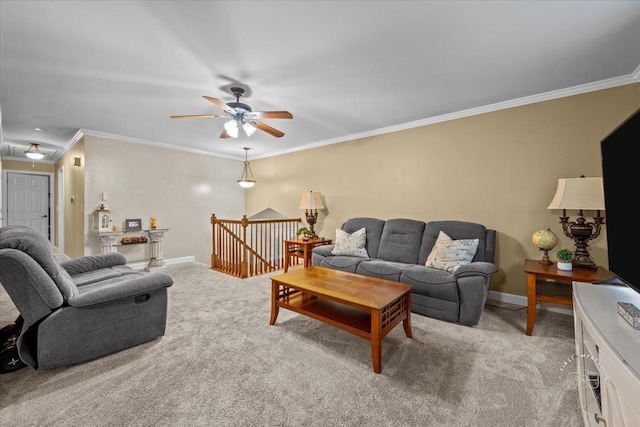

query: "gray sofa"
xmin=0 ymin=225 xmax=173 ymax=370
xmin=312 ymin=218 xmax=498 ymax=326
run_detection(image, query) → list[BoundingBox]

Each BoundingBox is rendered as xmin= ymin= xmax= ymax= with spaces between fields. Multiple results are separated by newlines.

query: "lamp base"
xmin=559 ymin=210 xmax=603 ymax=270
xmin=305 ymin=210 xmax=319 ymax=238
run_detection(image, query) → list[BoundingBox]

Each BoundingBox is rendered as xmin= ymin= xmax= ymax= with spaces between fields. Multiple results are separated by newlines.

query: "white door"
xmin=6 ymin=172 xmax=50 ymax=238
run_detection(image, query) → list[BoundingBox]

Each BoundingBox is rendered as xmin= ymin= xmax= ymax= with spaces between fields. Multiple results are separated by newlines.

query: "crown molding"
xmin=260 ymin=69 xmax=640 ymax=159
xmin=80 ymin=129 xmax=239 ymax=160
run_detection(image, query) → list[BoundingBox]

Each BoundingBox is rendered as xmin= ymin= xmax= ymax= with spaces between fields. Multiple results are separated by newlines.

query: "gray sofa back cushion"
xmin=376 ymin=218 xmax=426 ymax=264
xmin=0 ymin=225 xmax=78 ymax=299
xmin=341 ymin=217 xmax=385 ymax=259
xmin=419 ymin=220 xmax=494 ymax=265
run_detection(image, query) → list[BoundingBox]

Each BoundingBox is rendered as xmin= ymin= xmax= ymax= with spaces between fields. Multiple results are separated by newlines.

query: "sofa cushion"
xmin=341 ymin=218 xmax=385 ymax=259
xmin=320 ymin=256 xmax=370 ymax=274
xmin=332 ymin=227 xmax=369 ymax=257
xmin=400 ymin=265 xmax=459 ymax=303
xmin=356 ymin=260 xmax=410 ymax=282
xmin=425 ymin=231 xmax=479 ymax=273
xmin=376 ymin=218 xmax=425 ymax=264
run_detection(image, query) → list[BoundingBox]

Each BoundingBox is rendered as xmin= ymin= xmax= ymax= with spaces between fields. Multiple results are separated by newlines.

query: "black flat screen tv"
xmin=600 ymin=107 xmax=640 ymax=295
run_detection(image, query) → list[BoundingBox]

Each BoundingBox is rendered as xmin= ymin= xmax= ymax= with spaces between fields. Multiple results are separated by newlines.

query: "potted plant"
xmin=556 ymin=248 xmax=574 ymax=271
xmin=296 ymin=227 xmax=314 ymax=241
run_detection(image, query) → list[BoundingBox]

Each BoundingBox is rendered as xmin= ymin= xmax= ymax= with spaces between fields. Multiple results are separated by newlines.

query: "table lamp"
xmin=299 ymin=191 xmax=324 ymax=238
xmin=547 ymin=176 xmax=605 ymax=269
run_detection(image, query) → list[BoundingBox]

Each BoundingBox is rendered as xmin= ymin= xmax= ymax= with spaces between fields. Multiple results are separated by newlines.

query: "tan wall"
xmin=83 ymin=135 xmax=245 ymax=264
xmin=247 ymin=83 xmax=640 ymax=297
xmin=1 ymin=159 xmax=55 ymax=173
xmin=54 ymin=138 xmax=85 ymax=258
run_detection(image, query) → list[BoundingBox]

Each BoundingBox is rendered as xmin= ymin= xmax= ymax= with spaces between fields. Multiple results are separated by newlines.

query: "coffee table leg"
xmin=270 ymin=281 xmax=280 ymax=325
xmin=403 ymin=293 xmax=412 ymax=338
xmin=371 ymin=309 xmax=382 ymax=374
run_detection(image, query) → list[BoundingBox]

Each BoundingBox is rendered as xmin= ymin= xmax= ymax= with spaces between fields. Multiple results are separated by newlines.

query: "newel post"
xmin=211 ymin=214 xmax=219 ymax=269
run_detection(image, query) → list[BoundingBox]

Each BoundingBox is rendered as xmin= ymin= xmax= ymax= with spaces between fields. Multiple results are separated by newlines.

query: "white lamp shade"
xmin=224 ymin=120 xmax=239 ymax=138
xmin=547 ymin=177 xmax=605 ymax=210
xmin=25 ymin=151 xmax=45 ymax=160
xmin=243 ymin=122 xmax=256 ymax=136
xmin=299 ymin=191 xmax=325 ymax=210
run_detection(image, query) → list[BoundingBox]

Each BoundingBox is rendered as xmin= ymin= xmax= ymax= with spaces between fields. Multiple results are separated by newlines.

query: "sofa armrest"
xmin=67 ymin=272 xmax=173 ymax=307
xmin=454 ymin=261 xmax=498 ymax=278
xmin=61 ymin=253 xmax=127 ymax=276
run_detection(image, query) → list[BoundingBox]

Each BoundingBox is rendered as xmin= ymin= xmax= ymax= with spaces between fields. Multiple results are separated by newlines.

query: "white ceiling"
xmin=1 ymin=1 xmax=640 ymax=162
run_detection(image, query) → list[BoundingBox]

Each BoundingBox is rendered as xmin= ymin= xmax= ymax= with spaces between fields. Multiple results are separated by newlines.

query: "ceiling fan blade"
xmin=254 ymin=120 xmax=285 ymax=138
xmin=203 ymin=96 xmax=236 ymax=113
xmin=170 ymin=114 xmax=226 ymax=119
xmin=220 ymin=129 xmax=231 ymax=139
xmin=249 ymin=111 xmax=293 ymax=119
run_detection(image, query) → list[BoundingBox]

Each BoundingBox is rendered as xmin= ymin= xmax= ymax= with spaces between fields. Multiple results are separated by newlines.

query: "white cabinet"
xmin=573 ymin=282 xmax=640 ymax=426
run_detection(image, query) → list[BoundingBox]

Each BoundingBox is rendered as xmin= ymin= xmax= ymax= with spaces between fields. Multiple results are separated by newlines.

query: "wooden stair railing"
xmin=211 ymin=214 xmax=302 ymax=278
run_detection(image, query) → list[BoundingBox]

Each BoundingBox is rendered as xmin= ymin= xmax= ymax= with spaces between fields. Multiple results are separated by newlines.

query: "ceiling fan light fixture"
xmin=237 ymin=147 xmax=256 ymax=188
xmin=25 ymin=143 xmax=45 ymax=160
xmin=243 ymin=122 xmax=256 ymax=137
xmin=224 ymin=119 xmax=239 ymax=138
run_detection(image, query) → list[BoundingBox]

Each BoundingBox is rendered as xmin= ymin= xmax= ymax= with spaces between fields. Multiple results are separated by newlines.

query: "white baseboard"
xmin=127 ymin=255 xmax=196 ymax=271
xmin=488 ymin=290 xmax=573 ymax=316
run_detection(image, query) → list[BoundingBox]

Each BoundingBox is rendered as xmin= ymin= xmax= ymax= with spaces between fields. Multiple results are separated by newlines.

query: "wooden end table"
xmin=283 ymin=237 xmax=332 ymax=272
xmin=523 ymin=259 xmax=614 ymax=336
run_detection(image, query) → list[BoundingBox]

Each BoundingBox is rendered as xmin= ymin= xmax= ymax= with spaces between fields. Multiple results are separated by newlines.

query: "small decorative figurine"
xmin=150 ymin=217 xmax=157 ymax=229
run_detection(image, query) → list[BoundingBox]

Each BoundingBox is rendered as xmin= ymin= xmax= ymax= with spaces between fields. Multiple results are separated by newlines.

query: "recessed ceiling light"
xmin=34 ymin=127 xmax=48 ymax=132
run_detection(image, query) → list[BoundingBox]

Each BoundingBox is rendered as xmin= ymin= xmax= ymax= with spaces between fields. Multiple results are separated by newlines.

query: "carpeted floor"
xmin=0 ymin=262 xmax=582 ymax=426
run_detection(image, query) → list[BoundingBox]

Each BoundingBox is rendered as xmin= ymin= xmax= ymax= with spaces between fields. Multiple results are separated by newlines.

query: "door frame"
xmin=57 ymin=165 xmax=65 ymax=252
xmin=1 ymin=169 xmax=56 ymax=243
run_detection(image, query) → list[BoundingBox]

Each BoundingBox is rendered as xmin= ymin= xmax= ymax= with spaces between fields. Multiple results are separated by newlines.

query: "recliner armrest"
xmin=61 ymin=253 xmax=127 ymax=276
xmin=454 ymin=261 xmax=498 ymax=278
xmin=67 ymin=272 xmax=173 ymax=307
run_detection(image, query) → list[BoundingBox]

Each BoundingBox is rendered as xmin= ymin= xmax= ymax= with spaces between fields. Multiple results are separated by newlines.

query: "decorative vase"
xmin=557 ymin=262 xmax=573 ymax=271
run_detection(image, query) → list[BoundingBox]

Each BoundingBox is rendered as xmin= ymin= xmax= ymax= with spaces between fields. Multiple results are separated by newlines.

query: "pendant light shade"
xmin=237 ymin=147 xmax=256 ymax=188
xmin=25 ymin=143 xmax=45 ymax=160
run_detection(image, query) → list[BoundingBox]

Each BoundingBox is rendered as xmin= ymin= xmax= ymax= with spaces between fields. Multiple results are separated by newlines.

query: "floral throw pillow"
xmin=425 ymin=231 xmax=479 ymax=273
xmin=331 ymin=227 xmax=369 ymax=257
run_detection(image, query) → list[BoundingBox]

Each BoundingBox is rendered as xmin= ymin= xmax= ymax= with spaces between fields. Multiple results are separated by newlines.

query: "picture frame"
xmin=125 ymin=218 xmax=142 ymax=231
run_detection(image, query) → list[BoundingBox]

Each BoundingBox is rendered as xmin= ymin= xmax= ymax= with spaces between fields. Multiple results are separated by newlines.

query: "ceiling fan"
xmin=170 ymin=87 xmax=292 ymax=138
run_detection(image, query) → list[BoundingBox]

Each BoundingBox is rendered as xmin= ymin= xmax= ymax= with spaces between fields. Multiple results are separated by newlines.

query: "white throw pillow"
xmin=331 ymin=227 xmax=369 ymax=257
xmin=425 ymin=231 xmax=479 ymax=273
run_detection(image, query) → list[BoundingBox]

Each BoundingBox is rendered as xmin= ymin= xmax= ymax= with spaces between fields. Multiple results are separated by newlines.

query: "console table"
xmin=95 ymin=228 xmax=169 ymax=271
xmin=573 ymin=282 xmax=640 ymax=426
xmin=523 ymin=259 xmax=613 ymax=336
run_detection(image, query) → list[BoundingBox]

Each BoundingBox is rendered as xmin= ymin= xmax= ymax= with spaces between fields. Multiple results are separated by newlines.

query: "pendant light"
xmin=25 ymin=143 xmax=45 ymax=160
xmin=237 ymin=147 xmax=256 ymax=188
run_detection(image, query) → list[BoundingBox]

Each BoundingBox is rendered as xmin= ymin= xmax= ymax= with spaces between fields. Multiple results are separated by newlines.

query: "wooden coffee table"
xmin=269 ymin=266 xmax=413 ymax=373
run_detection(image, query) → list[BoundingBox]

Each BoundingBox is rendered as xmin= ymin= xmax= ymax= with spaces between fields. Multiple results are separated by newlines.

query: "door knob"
xmin=41 ymin=214 xmax=48 ymax=218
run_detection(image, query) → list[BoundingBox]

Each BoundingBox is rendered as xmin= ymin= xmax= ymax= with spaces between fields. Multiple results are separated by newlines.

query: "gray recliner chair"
xmin=0 ymin=225 xmax=173 ymax=370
